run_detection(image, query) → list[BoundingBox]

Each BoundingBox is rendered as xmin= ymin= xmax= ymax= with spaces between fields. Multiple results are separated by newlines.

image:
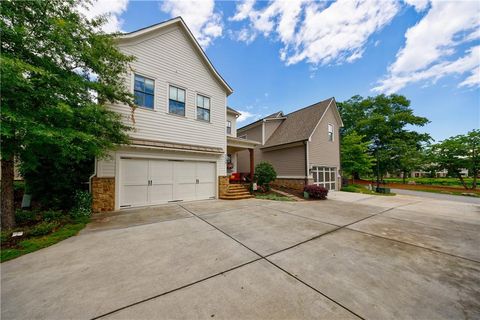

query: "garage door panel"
xmin=122 ymin=159 xmax=149 ymax=185
xmin=174 ymin=162 xmax=196 ymax=184
xmin=149 ymin=185 xmax=174 ymax=203
xmin=196 ymin=162 xmax=215 ymax=200
xmin=196 ymin=162 xmax=215 ymax=183
xmin=121 ymin=185 xmax=149 ymax=207
xmin=175 ymin=183 xmax=197 ymax=201
xmin=150 ymin=160 xmax=174 ymax=184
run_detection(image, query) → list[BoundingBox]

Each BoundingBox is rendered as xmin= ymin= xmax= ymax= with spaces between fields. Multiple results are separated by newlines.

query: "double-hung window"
xmin=134 ymin=74 xmax=154 ymax=109
xmin=226 ymin=120 xmax=232 ymax=134
xmin=328 ymin=124 xmax=334 ymax=142
xmin=197 ymin=94 xmax=211 ymax=121
xmin=169 ymin=85 xmax=186 ymax=116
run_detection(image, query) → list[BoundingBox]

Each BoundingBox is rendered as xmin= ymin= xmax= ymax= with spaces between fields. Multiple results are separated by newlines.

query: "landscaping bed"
xmin=341 ymin=184 xmax=395 ymax=196
xmin=354 ymin=179 xmax=480 ymax=195
xmin=254 ymin=190 xmax=293 ymax=201
xmin=1 ymin=190 xmax=92 ymax=262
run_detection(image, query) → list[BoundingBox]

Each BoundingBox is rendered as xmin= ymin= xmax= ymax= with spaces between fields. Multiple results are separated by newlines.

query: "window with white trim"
xmin=134 ymin=74 xmax=154 ymax=109
xmin=226 ymin=120 xmax=232 ymax=134
xmin=328 ymin=124 xmax=334 ymax=142
xmin=169 ymin=85 xmax=186 ymax=116
xmin=312 ymin=166 xmax=336 ymax=190
xmin=196 ymin=94 xmax=210 ymax=121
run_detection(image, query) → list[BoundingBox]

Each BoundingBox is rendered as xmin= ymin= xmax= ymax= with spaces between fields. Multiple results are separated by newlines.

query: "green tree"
xmin=431 ymin=129 xmax=479 ymax=190
xmin=341 ymin=132 xmax=374 ymax=183
xmin=1 ymin=0 xmax=135 ymax=228
xmin=254 ymin=161 xmax=277 ymax=189
xmin=338 ymin=94 xmax=431 ymax=183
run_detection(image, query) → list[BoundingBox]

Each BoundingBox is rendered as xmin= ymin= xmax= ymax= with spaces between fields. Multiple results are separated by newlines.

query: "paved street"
xmin=2 ymin=192 xmax=479 ymax=319
xmin=391 ymin=188 xmax=480 ymax=204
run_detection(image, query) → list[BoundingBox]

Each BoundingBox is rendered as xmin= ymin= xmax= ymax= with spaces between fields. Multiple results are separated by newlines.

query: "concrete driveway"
xmin=2 ymin=192 xmax=480 ymax=319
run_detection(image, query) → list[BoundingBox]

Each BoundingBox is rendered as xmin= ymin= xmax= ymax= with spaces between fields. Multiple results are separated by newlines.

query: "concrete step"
xmin=228 ymin=185 xmax=249 ymax=191
xmin=225 ymin=191 xmax=251 ymax=197
xmin=220 ymin=194 xmax=254 ymax=200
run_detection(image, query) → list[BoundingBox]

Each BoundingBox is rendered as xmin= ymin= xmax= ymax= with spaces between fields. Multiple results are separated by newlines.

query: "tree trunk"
xmin=1 ymin=156 xmax=16 ymax=229
xmin=457 ymin=172 xmax=469 ymax=190
xmin=402 ymin=171 xmax=406 ymax=184
xmin=352 ymin=174 xmax=355 ymax=185
xmin=472 ymin=170 xmax=477 ymax=190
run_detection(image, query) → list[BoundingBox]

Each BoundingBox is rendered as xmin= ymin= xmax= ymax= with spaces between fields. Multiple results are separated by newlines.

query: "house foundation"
xmin=271 ymin=178 xmax=314 ymax=191
xmin=92 ymin=177 xmax=115 ymax=213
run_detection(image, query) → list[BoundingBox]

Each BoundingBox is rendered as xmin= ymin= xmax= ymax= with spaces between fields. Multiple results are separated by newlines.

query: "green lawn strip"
xmin=254 ymin=192 xmax=293 ymax=201
xmin=342 ymin=184 xmax=395 ymax=196
xmin=382 ymin=177 xmax=474 ymax=188
xmin=1 ymin=219 xmax=88 ymax=263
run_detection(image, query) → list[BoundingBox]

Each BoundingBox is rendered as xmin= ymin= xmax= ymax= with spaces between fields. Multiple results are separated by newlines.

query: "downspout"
xmin=88 ymin=157 xmax=97 ymax=194
xmin=304 ymin=140 xmax=309 ymax=186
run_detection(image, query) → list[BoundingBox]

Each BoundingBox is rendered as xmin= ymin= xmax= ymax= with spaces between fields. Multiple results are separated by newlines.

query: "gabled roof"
xmin=227 ymin=106 xmax=241 ymax=116
xmin=265 ymin=111 xmax=284 ymax=119
xmin=262 ymin=97 xmax=341 ymax=148
xmin=117 ymin=17 xmax=233 ymax=96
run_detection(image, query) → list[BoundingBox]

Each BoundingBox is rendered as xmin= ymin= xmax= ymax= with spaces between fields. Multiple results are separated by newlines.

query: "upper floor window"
xmin=196 ymin=94 xmax=210 ymax=121
xmin=226 ymin=120 xmax=232 ymax=134
xmin=134 ymin=74 xmax=154 ymax=109
xmin=169 ymin=85 xmax=186 ymax=116
xmin=328 ymin=124 xmax=334 ymax=142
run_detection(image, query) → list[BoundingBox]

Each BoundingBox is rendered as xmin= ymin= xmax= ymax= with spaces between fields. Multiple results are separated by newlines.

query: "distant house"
xmin=236 ymin=98 xmax=343 ymax=191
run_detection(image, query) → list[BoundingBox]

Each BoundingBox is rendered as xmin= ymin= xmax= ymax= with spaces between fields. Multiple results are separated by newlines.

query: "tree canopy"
xmin=1 ymin=0 xmax=135 ymax=227
xmin=430 ymin=129 xmax=479 ymax=190
xmin=340 ymin=131 xmax=374 ymax=183
xmin=338 ymin=94 xmax=431 ymax=180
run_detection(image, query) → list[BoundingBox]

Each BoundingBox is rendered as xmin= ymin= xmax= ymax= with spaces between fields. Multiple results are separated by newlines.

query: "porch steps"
xmin=220 ymin=184 xmax=253 ymax=200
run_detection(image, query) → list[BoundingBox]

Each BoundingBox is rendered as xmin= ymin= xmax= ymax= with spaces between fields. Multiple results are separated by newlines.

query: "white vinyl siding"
xmin=107 ymin=25 xmax=227 ymax=168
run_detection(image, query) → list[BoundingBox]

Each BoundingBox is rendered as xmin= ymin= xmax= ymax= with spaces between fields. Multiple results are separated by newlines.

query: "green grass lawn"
xmin=382 ymin=177 xmax=474 ymax=188
xmin=342 ymin=184 xmax=395 ymax=196
xmin=1 ymin=218 xmax=89 ymax=262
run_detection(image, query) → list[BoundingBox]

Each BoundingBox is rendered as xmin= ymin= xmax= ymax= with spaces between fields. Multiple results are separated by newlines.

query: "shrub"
xmin=42 ymin=210 xmax=66 ymax=222
xmin=15 ymin=209 xmax=40 ymax=226
xmin=304 ymin=185 xmax=328 ymax=200
xmin=69 ymin=190 xmax=92 ymax=219
xmin=254 ymin=161 xmax=277 ymax=188
xmin=29 ymin=221 xmax=59 ymax=237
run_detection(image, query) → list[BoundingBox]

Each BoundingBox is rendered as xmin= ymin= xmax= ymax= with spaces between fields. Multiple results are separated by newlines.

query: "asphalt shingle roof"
xmin=262 ymin=98 xmax=334 ymax=148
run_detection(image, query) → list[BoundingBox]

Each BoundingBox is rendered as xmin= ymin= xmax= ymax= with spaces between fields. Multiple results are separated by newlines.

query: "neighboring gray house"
xmin=92 ymin=17 xmax=258 ymax=212
xmin=236 ymin=98 xmax=343 ymax=191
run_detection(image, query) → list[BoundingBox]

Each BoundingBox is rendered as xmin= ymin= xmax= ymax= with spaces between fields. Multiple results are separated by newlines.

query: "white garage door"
xmin=120 ymin=158 xmax=216 ymax=208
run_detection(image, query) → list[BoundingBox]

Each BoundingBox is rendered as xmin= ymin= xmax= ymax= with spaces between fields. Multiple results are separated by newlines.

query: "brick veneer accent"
xmin=271 ymin=178 xmax=314 ymax=191
xmin=92 ymin=177 xmax=115 ymax=213
xmin=218 ymin=176 xmax=229 ymax=197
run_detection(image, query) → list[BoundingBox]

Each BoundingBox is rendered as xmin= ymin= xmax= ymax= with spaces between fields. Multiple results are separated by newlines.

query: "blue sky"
xmin=88 ymin=0 xmax=479 ymax=141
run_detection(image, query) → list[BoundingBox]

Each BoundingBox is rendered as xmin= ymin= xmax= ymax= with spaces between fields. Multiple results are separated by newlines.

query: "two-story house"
xmin=91 ymin=18 xmax=258 ymax=212
xmin=236 ymin=98 xmax=343 ymax=191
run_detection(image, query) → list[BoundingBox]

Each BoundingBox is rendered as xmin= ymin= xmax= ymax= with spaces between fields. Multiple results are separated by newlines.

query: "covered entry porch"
xmin=226 ymin=136 xmax=259 ymax=182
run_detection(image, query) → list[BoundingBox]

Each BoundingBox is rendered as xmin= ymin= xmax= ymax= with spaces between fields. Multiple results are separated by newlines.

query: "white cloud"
xmin=403 ymin=0 xmax=429 ymax=12
xmin=160 ymin=0 xmax=223 ymax=47
xmin=374 ymin=46 xmax=480 ymax=93
xmin=77 ymin=0 xmax=129 ymax=33
xmin=229 ymin=0 xmax=399 ymax=66
xmin=237 ymin=110 xmax=261 ymax=123
xmin=374 ymin=1 xmax=480 ymax=93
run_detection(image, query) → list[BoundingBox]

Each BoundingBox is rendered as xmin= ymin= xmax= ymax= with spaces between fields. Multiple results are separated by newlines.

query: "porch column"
xmin=249 ymin=148 xmax=254 ymax=182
